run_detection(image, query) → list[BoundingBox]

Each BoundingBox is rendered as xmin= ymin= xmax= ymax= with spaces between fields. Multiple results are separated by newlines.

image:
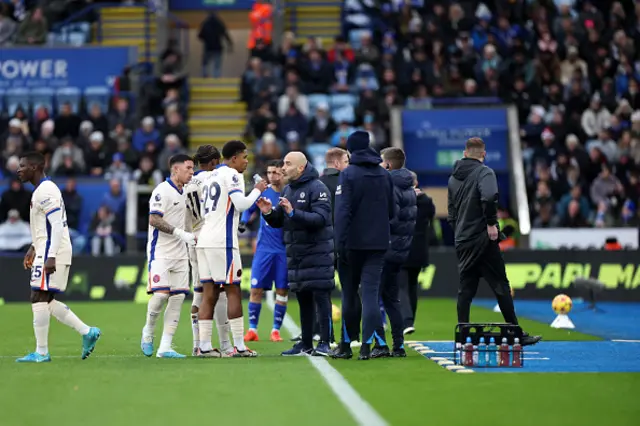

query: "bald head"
xmin=282 ymin=151 xmax=308 ymax=182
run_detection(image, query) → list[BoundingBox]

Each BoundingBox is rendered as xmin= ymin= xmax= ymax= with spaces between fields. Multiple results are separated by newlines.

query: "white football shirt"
xmin=197 ymin=164 xmax=244 ymax=249
xmin=184 ymin=170 xmax=211 ymax=236
xmin=30 ymin=178 xmax=73 ymax=264
xmin=147 ymin=179 xmax=189 ymax=260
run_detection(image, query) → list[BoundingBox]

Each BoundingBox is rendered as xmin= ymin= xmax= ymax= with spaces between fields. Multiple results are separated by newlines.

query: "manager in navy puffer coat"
xmin=260 ymin=152 xmax=335 ymax=355
xmin=376 ymin=147 xmax=417 ymax=356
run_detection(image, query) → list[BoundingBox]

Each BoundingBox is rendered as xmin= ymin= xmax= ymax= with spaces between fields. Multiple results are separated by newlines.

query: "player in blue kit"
xmin=241 ymin=160 xmax=288 ymax=342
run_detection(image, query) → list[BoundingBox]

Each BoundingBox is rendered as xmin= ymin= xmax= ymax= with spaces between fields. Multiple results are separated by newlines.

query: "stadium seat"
xmin=330 ymin=93 xmax=357 ymax=110
xmin=56 ymin=87 xmax=81 ymax=114
xmin=306 ymin=143 xmax=332 ymax=174
xmin=67 ymin=32 xmax=88 ymax=46
xmin=308 ymin=94 xmax=330 ymax=115
xmin=6 ymin=87 xmax=30 ymax=116
xmin=84 ymin=86 xmax=110 ymax=112
xmin=331 ymin=105 xmax=355 ymax=123
xmin=30 ymin=87 xmax=55 ymax=113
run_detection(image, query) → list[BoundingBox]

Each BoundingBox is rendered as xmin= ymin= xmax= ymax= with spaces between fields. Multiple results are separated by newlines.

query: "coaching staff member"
xmin=447 ymin=137 xmax=540 ymax=346
xmin=257 ymin=151 xmax=335 ymax=356
xmin=334 ymin=131 xmax=394 ymax=360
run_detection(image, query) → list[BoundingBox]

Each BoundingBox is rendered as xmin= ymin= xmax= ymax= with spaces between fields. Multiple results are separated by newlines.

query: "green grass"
xmin=0 ymin=299 xmax=637 ymax=426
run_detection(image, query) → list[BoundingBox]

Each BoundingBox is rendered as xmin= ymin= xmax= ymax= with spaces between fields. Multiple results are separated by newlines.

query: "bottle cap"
xmin=489 ymin=337 xmax=495 ymax=343
xmin=466 ymin=337 xmax=472 ymax=343
xmin=514 ymin=338 xmax=520 ymax=343
xmin=479 ymin=337 xmax=485 ymax=343
xmin=502 ymin=337 xmax=507 ymax=343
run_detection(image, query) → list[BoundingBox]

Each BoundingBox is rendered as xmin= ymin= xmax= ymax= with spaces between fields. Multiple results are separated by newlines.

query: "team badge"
xmin=153 ymin=275 xmax=161 ymax=283
xmin=300 ymin=192 xmax=305 ymax=198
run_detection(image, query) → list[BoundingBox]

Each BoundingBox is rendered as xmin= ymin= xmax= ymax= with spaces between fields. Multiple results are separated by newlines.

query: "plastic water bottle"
xmin=488 ymin=337 xmax=498 ymax=367
xmin=253 ymin=174 xmax=263 ymax=184
xmin=499 ymin=337 xmax=510 ymax=366
xmin=472 ymin=344 xmax=478 ymax=365
xmin=455 ymin=342 xmax=462 ymax=364
xmin=512 ymin=338 xmax=522 ymax=367
xmin=477 ymin=337 xmax=487 ymax=367
xmin=463 ymin=337 xmax=474 ymax=366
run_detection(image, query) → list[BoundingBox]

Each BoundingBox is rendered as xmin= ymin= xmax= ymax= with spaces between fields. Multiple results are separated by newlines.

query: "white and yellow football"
xmin=332 ymin=304 xmax=341 ymax=322
xmin=552 ymin=294 xmax=573 ymax=315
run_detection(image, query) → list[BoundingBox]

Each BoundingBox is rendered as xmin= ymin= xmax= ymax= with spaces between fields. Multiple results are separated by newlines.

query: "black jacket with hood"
xmin=385 ymin=168 xmax=417 ymax=264
xmin=447 ymin=158 xmax=499 ymax=249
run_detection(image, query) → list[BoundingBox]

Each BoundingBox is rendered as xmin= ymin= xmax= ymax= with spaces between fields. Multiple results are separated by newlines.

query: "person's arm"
xmin=289 ymin=183 xmax=331 ymax=229
xmin=45 ymin=208 xmax=64 ymax=259
xmin=148 ymin=189 xmax=194 ymax=244
xmin=240 ymin=200 xmax=259 ymax=223
xmin=227 ymin=172 xmax=264 ymax=212
xmin=262 ymin=204 xmax=285 ymax=228
xmin=387 ymin=173 xmax=395 ymax=220
xmin=447 ymin=182 xmax=457 ymax=230
xmin=334 ymin=172 xmax=353 ymax=251
xmin=477 ymin=167 xmax=499 ymax=226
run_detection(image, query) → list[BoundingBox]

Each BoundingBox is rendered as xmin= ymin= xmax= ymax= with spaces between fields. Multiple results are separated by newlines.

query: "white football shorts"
xmin=29 ymin=255 xmax=70 ymax=293
xmin=147 ymin=257 xmax=190 ymax=295
xmin=196 ymin=247 xmax=243 ymax=286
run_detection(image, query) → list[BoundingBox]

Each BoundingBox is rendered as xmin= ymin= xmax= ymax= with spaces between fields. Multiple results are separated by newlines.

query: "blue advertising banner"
xmin=0 ymin=47 xmax=131 ymax=90
xmin=402 ymin=108 xmax=509 ymax=173
xmin=169 ymin=0 xmax=254 ymax=10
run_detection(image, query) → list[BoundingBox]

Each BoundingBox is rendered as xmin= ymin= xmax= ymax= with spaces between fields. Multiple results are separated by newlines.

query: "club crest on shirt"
xmin=155 ymin=194 xmax=161 ymax=201
xmin=300 ymin=192 xmax=305 ymax=198
xmin=232 ymin=175 xmax=239 ymax=184
xmin=153 ymin=275 xmax=161 ymax=283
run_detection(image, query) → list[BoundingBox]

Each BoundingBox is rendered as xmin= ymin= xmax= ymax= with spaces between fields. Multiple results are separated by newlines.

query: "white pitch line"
xmin=612 ymin=340 xmax=640 ymax=343
xmin=265 ymin=292 xmax=388 ymax=426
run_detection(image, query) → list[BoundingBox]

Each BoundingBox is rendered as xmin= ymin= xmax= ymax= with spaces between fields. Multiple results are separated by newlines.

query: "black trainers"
xmin=358 ymin=345 xmax=371 ymax=361
xmin=521 ymin=333 xmax=542 ymax=346
xmin=392 ymin=347 xmax=407 ymax=357
xmin=290 ymin=333 xmax=302 ymax=342
xmin=330 ymin=343 xmax=353 ymax=360
xmin=371 ymin=345 xmax=391 ymax=359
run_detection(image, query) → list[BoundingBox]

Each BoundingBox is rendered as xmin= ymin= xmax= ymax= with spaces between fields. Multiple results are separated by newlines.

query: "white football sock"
xmin=192 ymin=291 xmax=202 ymax=309
xmin=158 ymin=294 xmax=184 ymax=353
xmin=229 ymin=317 xmax=246 ymax=351
xmin=214 ymin=292 xmax=231 ymax=351
xmin=142 ymin=292 xmax=169 ymax=341
xmin=198 ymin=319 xmax=213 ymax=352
xmin=32 ymin=302 xmax=50 ymax=355
xmin=191 ymin=312 xmax=200 ymax=349
xmin=49 ymin=300 xmax=90 ymax=335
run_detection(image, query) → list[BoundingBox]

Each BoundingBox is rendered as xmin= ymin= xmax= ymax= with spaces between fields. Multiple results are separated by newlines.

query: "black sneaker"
xmin=392 ymin=347 xmax=407 ymax=357
xmin=371 ymin=345 xmax=391 ymax=359
xmin=330 ymin=343 xmax=353 ymax=360
xmin=521 ymin=333 xmax=542 ymax=346
xmin=290 ymin=334 xmax=302 ymax=342
xmin=358 ymin=345 xmax=371 ymax=361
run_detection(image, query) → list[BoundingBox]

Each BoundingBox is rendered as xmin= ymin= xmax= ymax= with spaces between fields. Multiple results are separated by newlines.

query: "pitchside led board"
xmin=0 ymin=47 xmax=132 ymax=90
xmin=168 ymin=0 xmax=254 ymax=9
xmin=401 ymin=107 xmax=510 ymax=204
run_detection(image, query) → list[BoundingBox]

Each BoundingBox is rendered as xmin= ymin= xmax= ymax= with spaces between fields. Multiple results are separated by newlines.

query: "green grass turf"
xmin=0 ymin=298 xmax=637 ymax=426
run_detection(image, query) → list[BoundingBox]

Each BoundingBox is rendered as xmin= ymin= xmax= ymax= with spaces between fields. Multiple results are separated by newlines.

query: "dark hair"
xmin=20 ymin=151 xmax=45 ymax=168
xmin=380 ymin=147 xmax=406 ymax=169
xmin=169 ymin=153 xmax=194 ymax=167
xmin=222 ymin=140 xmax=247 ymax=160
xmin=266 ymin=159 xmax=284 ymax=168
xmin=194 ymin=144 xmax=220 ymax=164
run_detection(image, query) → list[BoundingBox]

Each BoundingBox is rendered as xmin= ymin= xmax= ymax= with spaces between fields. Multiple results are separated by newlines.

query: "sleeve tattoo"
xmin=149 ymin=214 xmax=175 ymax=234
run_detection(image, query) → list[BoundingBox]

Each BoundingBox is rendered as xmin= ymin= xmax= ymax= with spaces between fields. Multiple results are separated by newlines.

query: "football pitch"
xmin=0 ymin=298 xmax=638 ymax=426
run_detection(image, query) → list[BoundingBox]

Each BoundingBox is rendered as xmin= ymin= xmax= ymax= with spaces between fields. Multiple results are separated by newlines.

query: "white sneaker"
xmin=403 ymin=326 xmax=415 ymax=335
xmin=198 ymin=348 xmax=222 ymax=358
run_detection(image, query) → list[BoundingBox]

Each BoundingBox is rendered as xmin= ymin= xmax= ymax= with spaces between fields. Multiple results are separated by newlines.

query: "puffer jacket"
xmin=385 ymin=168 xmax=417 ymax=264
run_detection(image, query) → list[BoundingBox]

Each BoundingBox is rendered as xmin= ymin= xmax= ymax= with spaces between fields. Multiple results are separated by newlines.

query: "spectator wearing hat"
xmin=105 ymin=152 xmax=132 ymax=183
xmin=2 ymin=118 xmax=30 ymax=153
xmin=133 ymin=117 xmax=160 ymax=152
xmin=85 ymin=131 xmax=109 ymax=177
xmin=158 ymin=134 xmax=186 ymax=174
xmin=333 ymin=130 xmax=394 ymax=360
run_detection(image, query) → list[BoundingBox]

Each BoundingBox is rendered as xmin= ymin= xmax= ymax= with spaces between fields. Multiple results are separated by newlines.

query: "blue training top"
xmin=241 ymin=186 xmax=285 ymax=254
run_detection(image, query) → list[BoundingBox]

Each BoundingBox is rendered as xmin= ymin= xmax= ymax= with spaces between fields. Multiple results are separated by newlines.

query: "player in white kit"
xmin=185 ymin=145 xmax=233 ymax=357
xmin=141 ymin=154 xmax=196 ymax=358
xmin=196 ymin=140 xmax=267 ymax=357
xmin=16 ymin=152 xmax=101 ymax=363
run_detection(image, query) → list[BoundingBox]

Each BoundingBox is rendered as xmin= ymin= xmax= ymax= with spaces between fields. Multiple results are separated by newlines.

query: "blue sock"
xmin=273 ymin=303 xmax=287 ymax=330
xmin=248 ymin=301 xmax=261 ymax=330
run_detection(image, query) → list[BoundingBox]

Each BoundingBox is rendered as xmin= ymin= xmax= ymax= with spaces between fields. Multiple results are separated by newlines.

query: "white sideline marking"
xmin=612 ymin=340 xmax=640 ymax=343
xmin=265 ymin=291 xmax=388 ymax=426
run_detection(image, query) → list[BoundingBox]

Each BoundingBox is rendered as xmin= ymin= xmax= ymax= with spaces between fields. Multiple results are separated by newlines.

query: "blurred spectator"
xmin=307 ymin=102 xmax=336 ymax=144
xmin=157 ymin=38 xmax=187 ymax=92
xmin=77 ymin=120 xmax=94 ymax=149
xmin=108 ymin=98 xmax=136 ymax=131
xmin=39 ymin=119 xmax=58 ymax=148
xmin=51 ymin=137 xmax=85 ymax=174
xmin=133 ymin=155 xmax=163 ymax=187
xmin=102 ymin=178 xmax=126 ymax=222
xmin=581 ymin=94 xmax=611 ymax=139
xmin=88 ymin=103 xmax=109 ymax=136
xmin=90 ymin=206 xmax=119 ymax=257
xmin=303 ymin=49 xmax=333 ymax=94
xmin=0 ymin=209 xmax=31 ymax=252
xmin=61 ymin=178 xmax=83 ymax=231
xmin=254 ymin=132 xmax=283 ymax=173
xmin=278 ymin=86 xmax=309 ymax=118
xmin=157 ymin=134 xmax=186 ymax=174
xmin=0 ymin=5 xmax=17 ymax=46
xmin=532 ymin=203 xmax=560 ymax=228
xmin=0 ymin=178 xmax=31 ymax=222
xmin=560 ymin=200 xmax=589 ymax=228
xmin=54 ymin=103 xmax=81 ymax=139
xmin=279 ymin=105 xmax=308 ymax=141
xmin=161 ymin=110 xmax=189 ymax=148
xmin=85 ymin=131 xmax=109 ymax=177
xmin=590 ymin=163 xmax=624 ymax=207
xmin=15 ymin=6 xmax=46 ymax=45
xmin=248 ymin=0 xmax=273 ymax=55
xmin=105 ymin=153 xmax=132 ymax=183
xmin=114 ymin=136 xmax=139 ymax=170
xmin=198 ymin=11 xmax=233 ymax=78
xmin=133 ymin=117 xmax=160 ymax=152
xmin=2 ymin=119 xmax=28 ymax=165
